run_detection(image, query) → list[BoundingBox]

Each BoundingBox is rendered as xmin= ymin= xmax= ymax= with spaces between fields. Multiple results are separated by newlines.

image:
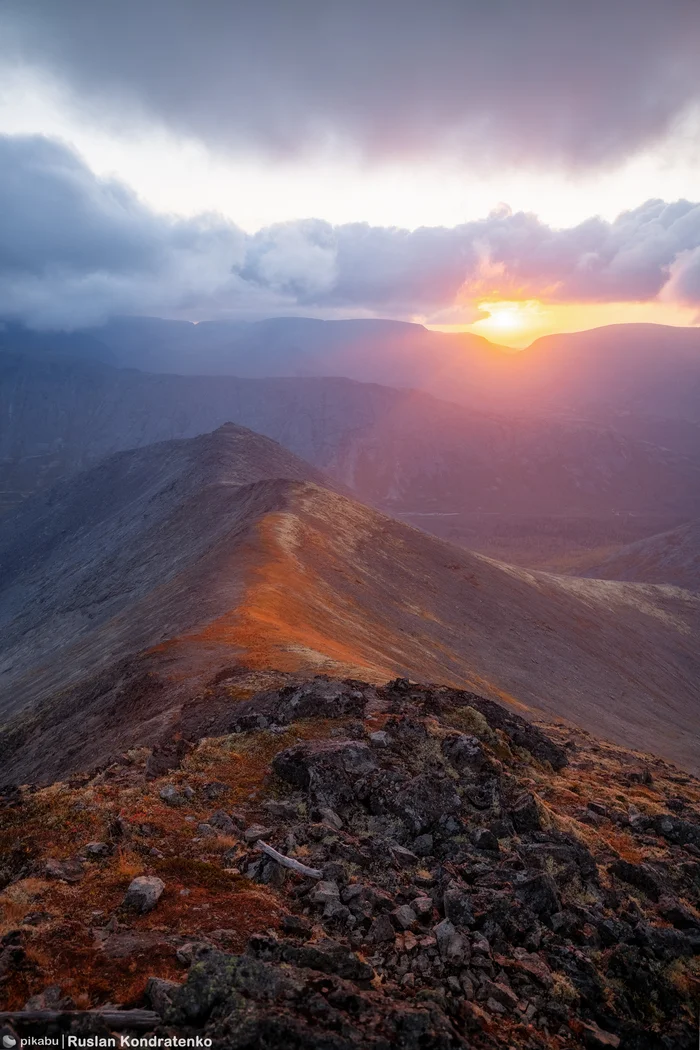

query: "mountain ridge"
xmin=1 ymin=425 xmax=699 ymax=785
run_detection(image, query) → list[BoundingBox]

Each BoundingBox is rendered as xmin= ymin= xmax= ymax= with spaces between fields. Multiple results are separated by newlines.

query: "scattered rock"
xmin=45 ymin=857 xmax=84 ymax=883
xmin=122 ymin=875 xmax=165 ymax=913
xmin=514 ymin=873 xmax=560 ymax=916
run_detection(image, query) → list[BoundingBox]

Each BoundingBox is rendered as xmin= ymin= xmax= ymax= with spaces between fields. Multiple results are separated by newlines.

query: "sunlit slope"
xmin=1 ymin=425 xmax=698 ymax=778
xmin=170 ymin=483 xmax=699 ymax=772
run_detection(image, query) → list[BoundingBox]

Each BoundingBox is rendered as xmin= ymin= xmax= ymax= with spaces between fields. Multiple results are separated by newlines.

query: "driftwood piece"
xmin=256 ymin=838 xmax=323 ymax=878
xmin=0 ymin=1008 xmax=160 ymax=1029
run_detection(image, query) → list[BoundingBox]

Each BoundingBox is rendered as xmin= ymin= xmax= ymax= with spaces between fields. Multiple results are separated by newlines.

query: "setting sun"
xmin=428 ymin=299 xmax=700 ymax=348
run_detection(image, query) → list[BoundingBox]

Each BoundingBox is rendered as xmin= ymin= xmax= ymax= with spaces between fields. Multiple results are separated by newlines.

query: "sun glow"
xmin=428 ymin=299 xmax=700 ymax=348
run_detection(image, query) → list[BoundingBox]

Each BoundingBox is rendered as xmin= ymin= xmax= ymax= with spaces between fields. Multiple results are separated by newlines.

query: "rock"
xmin=369 ymin=730 xmax=389 ymax=747
xmin=159 ymin=784 xmax=183 ymax=806
xmin=369 ymin=913 xmax=396 ymax=944
xmin=510 ymin=792 xmax=542 ymax=833
xmin=391 ymin=905 xmax=417 ymax=930
xmin=390 ymin=844 xmax=419 ymax=868
xmin=412 ymin=896 xmax=434 ymax=922
xmin=272 ymin=739 xmax=377 ymax=807
xmin=145 ymin=740 xmax=190 ymax=780
xmin=609 ymin=860 xmax=662 ymax=901
xmin=175 ymin=941 xmax=213 ymax=967
xmin=472 ymin=828 xmax=499 ymax=851
xmin=24 ymin=985 xmax=74 ymax=1011
xmin=318 ymin=807 xmax=343 ymax=829
xmin=83 ymin=842 xmax=110 ymax=858
xmin=146 ymin=976 xmax=180 ymax=1017
xmin=658 ymin=896 xmax=700 ymax=930
xmin=208 ymin=810 xmax=237 ymax=834
xmin=433 ymin=918 xmax=467 ymax=962
xmin=45 ymin=857 xmax=84 ymax=883
xmin=123 ymin=876 xmax=165 ymax=913
xmin=412 ymin=833 xmax=434 ymax=857
xmin=309 ymin=880 xmax=340 ymax=907
xmin=244 ymin=824 xmax=273 ymax=842
xmin=280 ymin=914 xmax=312 ymax=939
xmin=441 ymin=733 xmax=495 ymax=775
xmin=443 ymin=881 xmax=474 ymax=927
xmin=481 ymin=978 xmax=519 ymax=1011
xmin=515 ymin=873 xmax=560 ymax=917
xmin=387 ymin=774 xmax=462 ymax=835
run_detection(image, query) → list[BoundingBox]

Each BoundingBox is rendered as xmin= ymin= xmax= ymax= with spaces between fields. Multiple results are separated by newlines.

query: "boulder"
xmin=515 ymin=873 xmax=560 ymax=917
xmin=123 ymin=876 xmax=165 ymax=913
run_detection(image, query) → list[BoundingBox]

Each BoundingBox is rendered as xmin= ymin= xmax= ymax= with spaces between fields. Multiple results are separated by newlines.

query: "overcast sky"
xmin=1 ymin=0 xmax=699 ymax=338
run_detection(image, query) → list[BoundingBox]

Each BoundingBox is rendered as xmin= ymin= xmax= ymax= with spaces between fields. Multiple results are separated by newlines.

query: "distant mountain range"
xmin=5 ymin=315 xmax=699 ymax=428
xmin=1 ymin=424 xmax=699 ymax=784
xmin=3 ymin=350 xmax=700 ymax=527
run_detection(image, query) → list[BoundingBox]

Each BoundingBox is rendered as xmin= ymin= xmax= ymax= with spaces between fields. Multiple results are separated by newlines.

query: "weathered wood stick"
xmin=256 ymin=838 xmax=323 ymax=878
xmin=0 ymin=1009 xmax=160 ymax=1029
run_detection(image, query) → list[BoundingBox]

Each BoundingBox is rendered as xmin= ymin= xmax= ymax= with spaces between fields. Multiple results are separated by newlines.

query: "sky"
xmin=1 ymin=0 xmax=700 ymax=346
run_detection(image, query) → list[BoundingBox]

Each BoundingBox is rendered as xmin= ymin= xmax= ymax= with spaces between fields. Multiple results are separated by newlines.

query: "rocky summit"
xmin=1 ymin=676 xmax=699 ymax=1048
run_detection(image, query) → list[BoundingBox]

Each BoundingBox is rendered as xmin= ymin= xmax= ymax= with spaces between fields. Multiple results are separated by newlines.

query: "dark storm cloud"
xmin=2 ymin=134 xmax=700 ymax=328
xmin=1 ymin=0 xmax=699 ymax=169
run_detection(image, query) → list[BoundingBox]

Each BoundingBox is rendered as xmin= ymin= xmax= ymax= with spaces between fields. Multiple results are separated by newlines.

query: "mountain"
xmin=3 ymin=351 xmax=700 ymax=529
xmin=582 ymin=519 xmax=700 ymax=591
xmin=1 ymin=425 xmax=699 ymax=786
xmin=11 ymin=316 xmax=700 ymax=428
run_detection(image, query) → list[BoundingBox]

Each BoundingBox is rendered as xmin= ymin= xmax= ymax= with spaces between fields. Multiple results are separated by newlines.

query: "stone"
xmin=443 ymin=881 xmax=474 ymax=927
xmin=472 ymin=828 xmax=499 ymax=851
xmin=609 ymin=860 xmax=662 ymax=901
xmin=434 ymin=919 xmax=467 ymax=962
xmin=146 ymin=976 xmax=180 ymax=1017
xmin=412 ymin=896 xmax=434 ymax=921
xmin=123 ymin=876 xmax=165 ymax=913
xmin=244 ymin=824 xmax=273 ymax=842
xmin=441 ymin=733 xmax=495 ymax=775
xmin=391 ymin=905 xmax=417 ymax=930
xmin=83 ymin=842 xmax=110 ymax=858
xmin=45 ymin=857 xmax=84 ymax=883
xmin=159 ymin=784 xmax=182 ymax=806
xmin=510 ymin=793 xmax=542 ymax=833
xmin=482 ymin=979 xmax=519 ymax=1011
xmin=412 ymin=833 xmax=434 ymax=857
xmin=515 ymin=873 xmax=560 ymax=917
xmin=208 ymin=810 xmax=237 ymax=833
xmin=309 ymin=880 xmax=340 ymax=906
xmin=390 ymin=844 xmax=419 ymax=868
xmin=318 ymin=807 xmax=343 ymax=829
xmin=369 ymin=913 xmax=396 ymax=944
xmin=369 ymin=730 xmax=389 ymax=747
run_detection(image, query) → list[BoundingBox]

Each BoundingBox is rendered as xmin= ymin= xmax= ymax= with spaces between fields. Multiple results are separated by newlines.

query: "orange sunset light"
xmin=428 ymin=299 xmax=700 ymax=348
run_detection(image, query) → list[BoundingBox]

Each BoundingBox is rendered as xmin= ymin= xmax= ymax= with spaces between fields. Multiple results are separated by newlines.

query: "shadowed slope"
xmin=583 ymin=519 xmax=700 ymax=591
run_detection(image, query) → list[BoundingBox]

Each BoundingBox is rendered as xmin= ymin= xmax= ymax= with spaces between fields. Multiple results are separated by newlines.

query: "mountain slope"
xmin=1 ymin=426 xmax=699 ymax=784
xmin=582 ymin=519 xmax=700 ymax=591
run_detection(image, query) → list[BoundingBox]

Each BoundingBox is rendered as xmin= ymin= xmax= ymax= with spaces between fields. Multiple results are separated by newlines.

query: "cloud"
xmin=1 ymin=1 xmax=699 ymax=172
xmin=2 ymin=134 xmax=700 ymax=329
